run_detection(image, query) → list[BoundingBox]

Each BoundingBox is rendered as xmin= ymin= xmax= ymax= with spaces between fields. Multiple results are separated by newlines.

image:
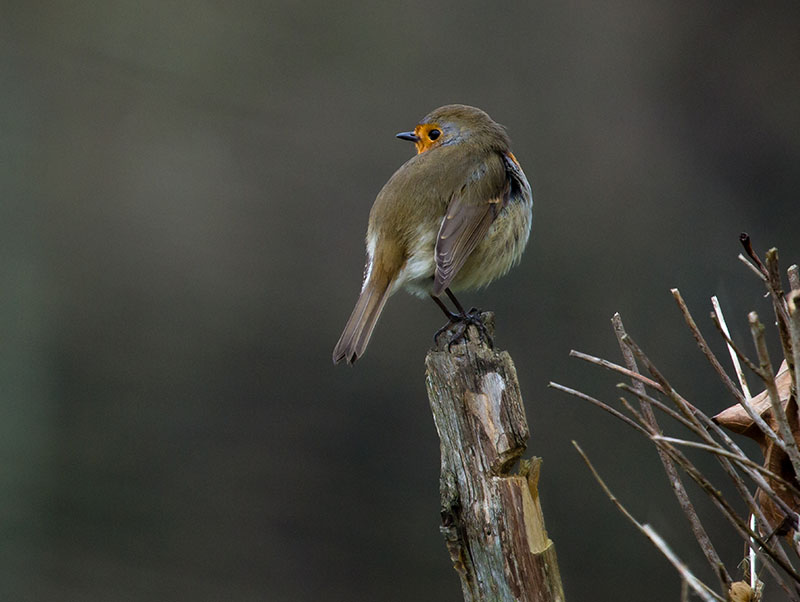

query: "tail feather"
xmin=332 ymin=275 xmax=392 ymax=365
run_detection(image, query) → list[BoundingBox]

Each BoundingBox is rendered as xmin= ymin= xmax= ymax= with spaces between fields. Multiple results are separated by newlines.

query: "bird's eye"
xmin=428 ymin=129 xmax=441 ymax=141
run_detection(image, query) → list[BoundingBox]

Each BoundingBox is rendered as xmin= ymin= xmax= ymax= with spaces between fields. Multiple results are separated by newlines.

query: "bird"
xmin=332 ymin=104 xmax=533 ymax=365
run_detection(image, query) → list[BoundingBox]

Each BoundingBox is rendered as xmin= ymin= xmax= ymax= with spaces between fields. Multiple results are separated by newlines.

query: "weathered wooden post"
xmin=425 ymin=313 xmax=565 ymax=602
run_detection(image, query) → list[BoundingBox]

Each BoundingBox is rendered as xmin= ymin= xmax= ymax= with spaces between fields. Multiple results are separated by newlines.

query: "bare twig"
xmin=613 ymin=313 xmax=730 ymax=590
xmin=651 ymin=436 xmax=800 ymax=496
xmin=556 ymin=381 xmax=799 ymax=580
xmin=766 ymin=248 xmax=791 ymax=321
xmin=658 ymin=436 xmax=799 ymax=599
xmin=712 ymin=296 xmax=752 ymax=399
xmin=710 ymin=312 xmax=763 ymax=378
xmin=749 ymin=514 xmax=758 ymax=591
xmin=672 ymin=289 xmax=789 ymax=457
xmin=559 ymin=241 xmax=800 ymax=598
xmin=572 ymin=441 xmax=723 ymax=602
xmin=789 ymin=265 xmax=800 ymax=292
xmin=620 ymin=382 xmax=800 ymax=521
xmin=620 ymin=332 xmax=706 ymax=434
xmin=569 ymin=350 xmax=663 ymax=392
xmin=585 ymin=330 xmax=800 ymax=530
xmin=788 ymin=290 xmax=800 ymax=407
xmin=729 ymin=474 xmax=797 ymax=599
xmin=611 ymin=314 xmax=652 ymax=408
xmin=766 ymin=249 xmax=794 ymax=376
xmin=740 ymin=233 xmax=768 ymax=275
xmin=576 ymin=344 xmax=800 ymax=581
xmin=739 ymin=253 xmax=769 ymax=282
xmin=615 ymin=384 xmax=700 ymax=437
xmin=651 ymin=437 xmax=800 ymax=582
xmin=749 ymin=311 xmax=800 ymax=478
xmin=643 ymin=525 xmax=722 ymax=602
xmin=613 ymin=332 xmax=795 ymax=531
xmin=548 ymin=382 xmax=646 ymax=435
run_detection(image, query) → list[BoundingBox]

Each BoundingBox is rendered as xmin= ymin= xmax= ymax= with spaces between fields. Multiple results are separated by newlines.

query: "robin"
xmin=332 ymin=104 xmax=533 ymax=365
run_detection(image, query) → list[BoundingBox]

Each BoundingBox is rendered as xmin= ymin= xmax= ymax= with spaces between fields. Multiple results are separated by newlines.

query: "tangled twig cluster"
xmin=551 ymin=235 xmax=800 ymax=602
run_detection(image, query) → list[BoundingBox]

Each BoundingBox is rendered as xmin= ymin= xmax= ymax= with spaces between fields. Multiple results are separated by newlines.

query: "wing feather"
xmin=432 ymin=154 xmax=510 ymax=295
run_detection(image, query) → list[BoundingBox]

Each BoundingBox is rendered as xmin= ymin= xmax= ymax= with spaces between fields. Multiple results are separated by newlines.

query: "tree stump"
xmin=425 ymin=313 xmax=565 ymax=602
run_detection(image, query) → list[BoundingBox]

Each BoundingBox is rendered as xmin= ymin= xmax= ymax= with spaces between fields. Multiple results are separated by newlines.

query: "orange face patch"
xmin=413 ymin=123 xmax=443 ymax=154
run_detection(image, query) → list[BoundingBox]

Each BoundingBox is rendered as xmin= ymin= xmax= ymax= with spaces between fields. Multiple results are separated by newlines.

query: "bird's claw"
xmin=434 ymin=308 xmax=494 ymax=350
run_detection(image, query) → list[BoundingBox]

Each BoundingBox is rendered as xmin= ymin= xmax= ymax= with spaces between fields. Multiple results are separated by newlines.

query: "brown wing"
xmin=432 ymin=155 xmax=510 ymax=296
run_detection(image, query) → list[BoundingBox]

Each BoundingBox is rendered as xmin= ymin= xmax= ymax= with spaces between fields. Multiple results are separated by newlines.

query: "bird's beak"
xmin=396 ymin=131 xmax=419 ymax=142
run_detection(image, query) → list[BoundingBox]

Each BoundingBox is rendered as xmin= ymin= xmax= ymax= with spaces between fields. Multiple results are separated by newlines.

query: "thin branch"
xmin=600 ymin=341 xmax=800 ymax=580
xmin=559 ymin=371 xmax=798 ymax=579
xmin=621 ymin=332 xmax=707 ymax=435
xmin=729 ymin=476 xmax=797 ymax=599
xmin=740 ymin=233 xmax=768 ymax=275
xmin=572 ymin=441 xmax=724 ymax=602
xmin=651 ymin=436 xmax=800 ymax=582
xmin=710 ymin=312 xmax=763 ymax=378
xmin=766 ymin=249 xmax=794 ymax=377
xmin=739 ymin=253 xmax=769 ymax=282
xmin=658 ymin=435 xmax=799 ymax=598
xmin=750 ymin=514 xmax=758 ymax=590
xmin=614 ymin=384 xmax=783 ymax=497
xmin=788 ymin=290 xmax=800 ymax=410
xmin=613 ymin=312 xmax=729 ymax=588
xmin=621 ymin=382 xmax=800 ymax=521
xmin=652 ymin=436 xmax=800 ymax=497
xmin=672 ymin=288 xmax=789 ymax=458
xmin=656 ymin=429 xmax=800 ymax=599
xmin=749 ymin=311 xmax=800 ymax=478
xmin=611 ymin=314 xmax=653 ymax=409
xmin=789 ymin=265 xmax=800 ymax=292
xmin=616 ymin=384 xmax=702 ymax=438
xmin=612 ymin=332 xmax=800 ymax=557
xmin=616 ymin=384 xmax=791 ymax=498
xmin=557 ymin=381 xmax=800 ymax=585
xmin=605 ymin=349 xmax=800 ymax=516
xmin=712 ymin=296 xmax=752 ymax=399
xmin=548 ymin=382 xmax=647 ymax=435
xmin=557 ymin=243 xmax=800 ymax=596
xmin=766 ymin=248 xmax=791 ymax=324
xmin=569 ymin=349 xmax=663 ymax=392
xmin=643 ymin=525 xmax=722 ymax=602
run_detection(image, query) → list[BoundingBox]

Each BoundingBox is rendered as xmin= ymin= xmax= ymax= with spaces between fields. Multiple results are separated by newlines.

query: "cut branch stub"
xmin=426 ymin=313 xmax=564 ymax=602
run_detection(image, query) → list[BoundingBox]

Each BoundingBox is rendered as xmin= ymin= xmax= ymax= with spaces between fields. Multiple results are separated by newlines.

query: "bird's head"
xmin=395 ymin=104 xmax=511 ymax=154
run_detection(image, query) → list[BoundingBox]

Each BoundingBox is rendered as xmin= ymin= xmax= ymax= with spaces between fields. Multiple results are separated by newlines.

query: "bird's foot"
xmin=434 ymin=307 xmax=494 ymax=350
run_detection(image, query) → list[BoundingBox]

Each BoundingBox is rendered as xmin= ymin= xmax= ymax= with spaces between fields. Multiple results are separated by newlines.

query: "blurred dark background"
xmin=3 ymin=1 xmax=800 ymax=600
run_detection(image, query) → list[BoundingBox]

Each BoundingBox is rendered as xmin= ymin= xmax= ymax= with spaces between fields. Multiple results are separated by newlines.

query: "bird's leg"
xmin=431 ymin=288 xmax=493 ymax=349
xmin=430 ymin=294 xmax=460 ymax=321
xmin=431 ymin=294 xmax=461 ymax=343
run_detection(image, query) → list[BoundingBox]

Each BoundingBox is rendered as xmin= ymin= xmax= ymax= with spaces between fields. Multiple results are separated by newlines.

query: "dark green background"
xmin=3 ymin=1 xmax=800 ymax=600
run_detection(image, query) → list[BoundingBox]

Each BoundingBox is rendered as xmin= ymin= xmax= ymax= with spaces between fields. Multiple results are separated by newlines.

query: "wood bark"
xmin=425 ymin=313 xmax=565 ymax=602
